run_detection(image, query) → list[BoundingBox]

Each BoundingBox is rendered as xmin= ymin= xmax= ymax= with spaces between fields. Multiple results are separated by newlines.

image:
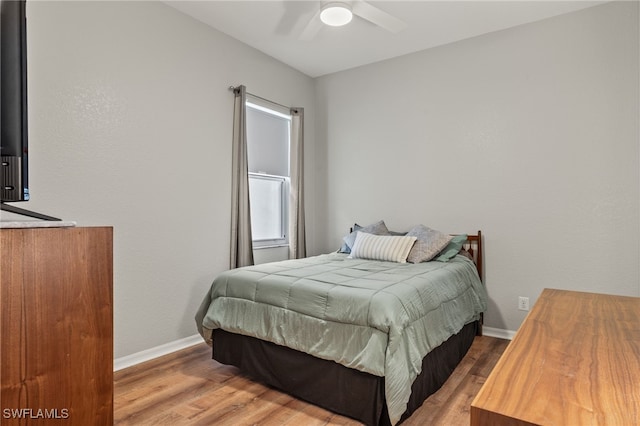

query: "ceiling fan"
xmin=299 ymin=1 xmax=407 ymax=40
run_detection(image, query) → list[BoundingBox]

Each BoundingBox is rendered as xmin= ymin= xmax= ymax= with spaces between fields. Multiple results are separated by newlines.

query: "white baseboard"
xmin=483 ymin=326 xmax=516 ymax=340
xmin=114 ymin=334 xmax=204 ymax=371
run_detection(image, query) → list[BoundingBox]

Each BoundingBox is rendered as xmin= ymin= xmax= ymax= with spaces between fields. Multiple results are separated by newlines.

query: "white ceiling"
xmin=165 ymin=1 xmax=606 ymax=78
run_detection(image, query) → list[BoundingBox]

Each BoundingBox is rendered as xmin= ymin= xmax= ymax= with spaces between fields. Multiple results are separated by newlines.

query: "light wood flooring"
xmin=114 ymin=336 xmax=509 ymax=426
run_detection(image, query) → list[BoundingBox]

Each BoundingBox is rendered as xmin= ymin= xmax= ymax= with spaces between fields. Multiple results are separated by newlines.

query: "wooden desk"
xmin=470 ymin=288 xmax=640 ymax=426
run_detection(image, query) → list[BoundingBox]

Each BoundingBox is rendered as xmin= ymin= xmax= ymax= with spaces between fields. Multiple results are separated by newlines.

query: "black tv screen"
xmin=1 ymin=0 xmax=29 ymax=203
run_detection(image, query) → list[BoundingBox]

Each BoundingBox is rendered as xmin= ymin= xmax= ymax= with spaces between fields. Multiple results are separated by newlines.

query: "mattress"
xmin=195 ymin=252 xmax=487 ymax=424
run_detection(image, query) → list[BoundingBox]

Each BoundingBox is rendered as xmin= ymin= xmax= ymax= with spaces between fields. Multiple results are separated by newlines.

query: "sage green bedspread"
xmin=195 ymin=252 xmax=487 ymax=425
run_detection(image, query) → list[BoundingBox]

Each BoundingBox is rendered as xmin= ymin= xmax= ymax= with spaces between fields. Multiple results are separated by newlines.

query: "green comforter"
xmin=195 ymin=252 xmax=487 ymax=425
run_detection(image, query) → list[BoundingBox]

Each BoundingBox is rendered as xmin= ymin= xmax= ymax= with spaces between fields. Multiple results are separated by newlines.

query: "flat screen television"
xmin=1 ymin=0 xmax=58 ymax=220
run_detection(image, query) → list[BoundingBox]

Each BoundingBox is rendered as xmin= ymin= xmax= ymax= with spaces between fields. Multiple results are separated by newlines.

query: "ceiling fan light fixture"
xmin=320 ymin=2 xmax=353 ymax=27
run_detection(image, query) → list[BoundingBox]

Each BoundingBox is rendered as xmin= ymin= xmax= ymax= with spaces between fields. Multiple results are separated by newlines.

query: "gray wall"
xmin=315 ymin=1 xmax=639 ymax=333
xmin=16 ymin=1 xmax=317 ymax=358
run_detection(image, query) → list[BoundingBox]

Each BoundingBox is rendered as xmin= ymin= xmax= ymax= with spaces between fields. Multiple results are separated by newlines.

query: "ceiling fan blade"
xmin=299 ymin=10 xmax=323 ymax=41
xmin=352 ymin=1 xmax=407 ymax=33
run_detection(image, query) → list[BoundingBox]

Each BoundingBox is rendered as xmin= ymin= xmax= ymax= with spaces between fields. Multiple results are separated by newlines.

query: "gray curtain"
xmin=289 ymin=108 xmax=306 ymax=259
xmin=230 ymin=85 xmax=254 ymax=268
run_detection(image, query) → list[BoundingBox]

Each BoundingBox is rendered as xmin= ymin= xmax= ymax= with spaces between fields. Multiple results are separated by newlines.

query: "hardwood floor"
xmin=114 ymin=336 xmax=509 ymax=425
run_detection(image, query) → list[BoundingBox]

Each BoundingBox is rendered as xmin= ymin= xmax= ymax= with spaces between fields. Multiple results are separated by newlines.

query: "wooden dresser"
xmin=471 ymin=288 xmax=640 ymax=426
xmin=1 ymin=226 xmax=113 ymax=425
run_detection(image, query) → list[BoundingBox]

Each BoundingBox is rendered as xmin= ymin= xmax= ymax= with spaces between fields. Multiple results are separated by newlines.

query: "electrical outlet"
xmin=518 ymin=296 xmax=530 ymax=311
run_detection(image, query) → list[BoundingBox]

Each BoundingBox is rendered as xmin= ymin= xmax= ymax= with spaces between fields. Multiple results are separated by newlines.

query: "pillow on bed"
xmin=433 ymin=234 xmax=468 ymax=262
xmin=339 ymin=223 xmax=364 ymax=253
xmin=405 ymin=225 xmax=453 ymax=263
xmin=340 ymin=220 xmax=389 ymax=253
xmin=348 ymin=232 xmax=417 ymax=263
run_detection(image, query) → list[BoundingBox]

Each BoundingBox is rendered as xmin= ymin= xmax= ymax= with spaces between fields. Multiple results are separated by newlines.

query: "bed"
xmin=195 ymin=227 xmax=487 ymax=425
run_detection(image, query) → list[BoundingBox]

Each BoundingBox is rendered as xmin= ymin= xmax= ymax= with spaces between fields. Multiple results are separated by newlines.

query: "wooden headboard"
xmin=459 ymin=231 xmax=484 ymax=336
xmin=456 ymin=231 xmax=483 ymax=284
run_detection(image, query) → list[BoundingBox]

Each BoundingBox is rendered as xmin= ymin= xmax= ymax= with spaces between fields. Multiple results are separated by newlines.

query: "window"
xmin=248 ymin=173 xmax=288 ymax=242
xmin=246 ymin=98 xmax=291 ymax=248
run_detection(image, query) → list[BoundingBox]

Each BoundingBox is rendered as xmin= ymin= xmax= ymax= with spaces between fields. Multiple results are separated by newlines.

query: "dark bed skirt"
xmin=212 ymin=320 xmax=478 ymax=426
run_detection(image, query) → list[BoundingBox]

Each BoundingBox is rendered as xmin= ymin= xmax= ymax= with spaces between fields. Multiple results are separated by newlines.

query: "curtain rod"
xmin=228 ymin=85 xmax=293 ymax=111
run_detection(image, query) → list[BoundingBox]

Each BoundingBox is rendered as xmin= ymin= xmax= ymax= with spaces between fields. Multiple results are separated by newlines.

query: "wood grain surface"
xmin=471 ymin=288 xmax=640 ymax=426
xmin=1 ymin=227 xmax=113 ymax=425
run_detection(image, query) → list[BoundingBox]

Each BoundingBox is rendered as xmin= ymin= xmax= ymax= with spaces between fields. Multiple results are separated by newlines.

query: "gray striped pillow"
xmin=348 ymin=232 xmax=417 ymax=263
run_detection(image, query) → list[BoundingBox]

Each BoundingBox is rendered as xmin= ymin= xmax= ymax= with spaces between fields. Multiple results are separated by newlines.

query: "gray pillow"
xmin=341 ymin=220 xmax=389 ymax=253
xmin=406 ymin=224 xmax=453 ymax=263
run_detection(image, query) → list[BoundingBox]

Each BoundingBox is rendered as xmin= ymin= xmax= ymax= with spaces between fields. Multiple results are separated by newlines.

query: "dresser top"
xmin=471 ymin=288 xmax=640 ymax=425
xmin=0 ymin=220 xmax=77 ymax=229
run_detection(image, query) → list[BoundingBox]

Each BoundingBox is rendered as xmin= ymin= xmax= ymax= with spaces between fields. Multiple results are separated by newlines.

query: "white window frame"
xmin=245 ymin=97 xmax=291 ymax=249
xmin=248 ymin=172 xmax=289 ymax=248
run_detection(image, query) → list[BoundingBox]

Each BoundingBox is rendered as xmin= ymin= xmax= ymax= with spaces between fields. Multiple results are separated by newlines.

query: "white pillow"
xmin=348 ymin=232 xmax=417 ymax=263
